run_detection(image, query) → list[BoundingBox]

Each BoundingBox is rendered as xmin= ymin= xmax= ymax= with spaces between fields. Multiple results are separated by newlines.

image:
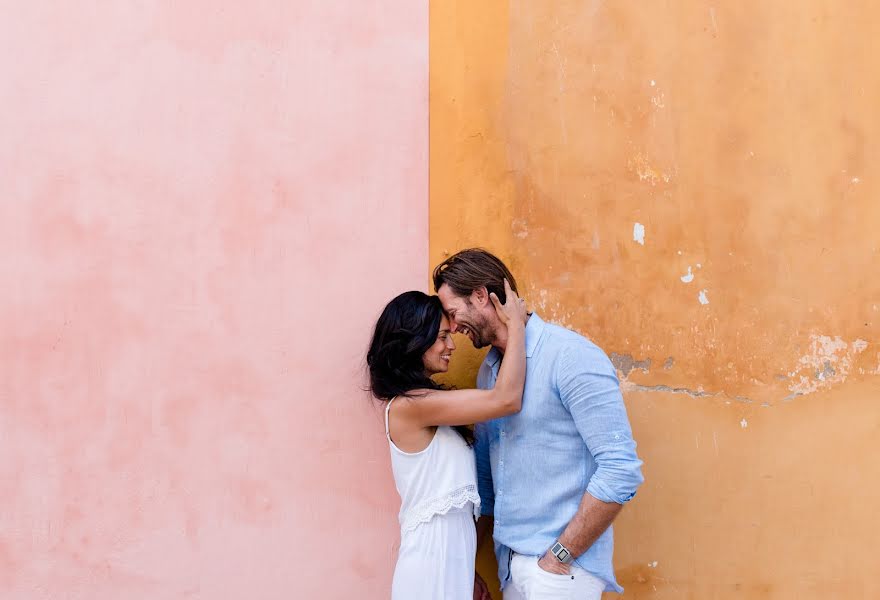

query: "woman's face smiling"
xmin=423 ymin=314 xmax=456 ymax=375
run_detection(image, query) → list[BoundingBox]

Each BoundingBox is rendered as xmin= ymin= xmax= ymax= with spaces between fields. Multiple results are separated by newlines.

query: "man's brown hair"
xmin=432 ymin=248 xmax=518 ymax=303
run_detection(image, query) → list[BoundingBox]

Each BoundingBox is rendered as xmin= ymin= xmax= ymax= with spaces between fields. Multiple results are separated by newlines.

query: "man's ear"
xmin=471 ymin=286 xmax=489 ymax=307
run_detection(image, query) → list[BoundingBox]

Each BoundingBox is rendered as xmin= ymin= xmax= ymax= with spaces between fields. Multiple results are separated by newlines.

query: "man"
xmin=433 ymin=249 xmax=644 ymax=600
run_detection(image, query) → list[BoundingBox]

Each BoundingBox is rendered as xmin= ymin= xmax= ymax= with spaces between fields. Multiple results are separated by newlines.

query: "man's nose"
xmin=448 ymin=320 xmax=459 ymax=333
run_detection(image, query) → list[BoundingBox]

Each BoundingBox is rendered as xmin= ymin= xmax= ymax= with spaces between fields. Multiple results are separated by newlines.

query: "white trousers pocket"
xmin=503 ymin=553 xmax=605 ymax=600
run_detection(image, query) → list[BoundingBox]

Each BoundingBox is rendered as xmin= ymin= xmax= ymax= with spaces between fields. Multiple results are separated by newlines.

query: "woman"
xmin=366 ymin=279 xmax=527 ymax=599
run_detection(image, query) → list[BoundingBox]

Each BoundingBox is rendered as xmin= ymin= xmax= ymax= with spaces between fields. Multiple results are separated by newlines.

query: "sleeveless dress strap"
xmin=384 ymin=397 xmax=396 ymax=439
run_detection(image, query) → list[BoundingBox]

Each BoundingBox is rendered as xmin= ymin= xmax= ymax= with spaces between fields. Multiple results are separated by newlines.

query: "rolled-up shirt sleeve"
xmin=474 ymin=422 xmax=495 ymax=516
xmin=557 ymin=343 xmax=644 ymax=504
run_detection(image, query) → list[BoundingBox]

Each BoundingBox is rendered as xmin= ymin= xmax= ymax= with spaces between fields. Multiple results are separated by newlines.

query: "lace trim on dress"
xmin=399 ymin=484 xmax=481 ymax=533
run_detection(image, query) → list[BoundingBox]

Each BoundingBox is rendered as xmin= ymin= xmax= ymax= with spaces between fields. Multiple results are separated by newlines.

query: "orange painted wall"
xmin=430 ymin=2 xmax=880 ymax=598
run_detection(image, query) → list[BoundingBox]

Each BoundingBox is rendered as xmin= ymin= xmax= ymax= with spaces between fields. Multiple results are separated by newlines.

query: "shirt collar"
xmin=485 ymin=313 xmax=546 ymax=368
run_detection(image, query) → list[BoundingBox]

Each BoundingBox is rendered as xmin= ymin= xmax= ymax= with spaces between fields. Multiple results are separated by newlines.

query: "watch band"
xmin=550 ymin=541 xmax=574 ymax=565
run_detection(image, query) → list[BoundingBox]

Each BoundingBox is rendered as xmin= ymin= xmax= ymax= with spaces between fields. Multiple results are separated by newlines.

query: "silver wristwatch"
xmin=550 ymin=541 xmax=574 ymax=565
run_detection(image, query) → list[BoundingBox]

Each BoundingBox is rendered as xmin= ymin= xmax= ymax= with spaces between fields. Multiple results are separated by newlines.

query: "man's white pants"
xmin=502 ymin=553 xmax=605 ymax=600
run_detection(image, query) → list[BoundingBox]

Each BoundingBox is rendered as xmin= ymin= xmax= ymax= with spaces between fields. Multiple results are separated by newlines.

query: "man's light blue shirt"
xmin=475 ymin=313 xmax=644 ymax=593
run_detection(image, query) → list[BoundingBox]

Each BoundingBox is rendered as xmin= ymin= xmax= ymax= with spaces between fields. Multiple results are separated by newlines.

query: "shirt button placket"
xmin=497 ymin=428 xmax=505 ymax=524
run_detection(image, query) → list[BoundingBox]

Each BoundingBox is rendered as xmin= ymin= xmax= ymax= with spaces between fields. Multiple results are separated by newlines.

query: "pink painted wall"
xmin=0 ymin=2 xmax=426 ymax=597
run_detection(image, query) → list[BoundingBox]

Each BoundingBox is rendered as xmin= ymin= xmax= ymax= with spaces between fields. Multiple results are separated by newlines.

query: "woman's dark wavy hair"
xmin=366 ymin=291 xmax=474 ymax=446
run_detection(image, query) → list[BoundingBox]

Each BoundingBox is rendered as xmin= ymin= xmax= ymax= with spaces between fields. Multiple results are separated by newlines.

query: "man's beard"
xmin=466 ymin=315 xmax=492 ymax=349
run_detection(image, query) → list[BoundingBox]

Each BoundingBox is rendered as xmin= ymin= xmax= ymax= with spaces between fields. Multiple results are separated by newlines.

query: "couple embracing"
xmin=367 ymin=249 xmax=644 ymax=599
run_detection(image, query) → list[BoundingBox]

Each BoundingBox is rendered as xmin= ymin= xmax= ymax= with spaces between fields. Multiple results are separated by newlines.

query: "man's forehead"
xmin=437 ymin=285 xmax=465 ymax=307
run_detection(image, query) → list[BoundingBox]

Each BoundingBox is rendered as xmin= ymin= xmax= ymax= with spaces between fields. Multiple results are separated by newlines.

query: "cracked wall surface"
xmin=431 ymin=1 xmax=880 ymax=598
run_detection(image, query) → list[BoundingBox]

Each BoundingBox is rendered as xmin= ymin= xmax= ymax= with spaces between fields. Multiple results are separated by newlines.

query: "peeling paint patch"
xmin=535 ymin=288 xmax=549 ymax=311
xmin=680 ymin=266 xmax=694 ymax=283
xmin=511 ymin=218 xmax=529 ymax=239
xmin=698 ymin=289 xmax=709 ymax=305
xmin=787 ymin=335 xmax=870 ymax=396
xmin=547 ymin=313 xmax=578 ymax=330
xmin=624 ymin=383 xmax=756 ymax=404
xmin=663 ymin=356 xmax=674 ymax=370
xmin=630 ymin=154 xmax=673 ymax=185
xmin=816 ymin=360 xmax=835 ymax=381
xmin=633 ymin=222 xmax=645 ymax=245
xmin=531 ymin=286 xmax=584 ymax=332
xmin=651 ymin=92 xmax=665 ymax=108
xmin=624 ymin=383 xmax=717 ymax=399
xmin=740 ymin=418 xmax=748 ymax=429
xmin=610 ymin=353 xmax=651 ymax=377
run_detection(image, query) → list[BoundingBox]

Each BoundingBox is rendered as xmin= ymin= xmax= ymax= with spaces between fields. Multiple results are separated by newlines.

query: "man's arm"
xmin=537 ymin=493 xmax=622 ymax=574
xmin=538 ymin=343 xmax=644 ymax=574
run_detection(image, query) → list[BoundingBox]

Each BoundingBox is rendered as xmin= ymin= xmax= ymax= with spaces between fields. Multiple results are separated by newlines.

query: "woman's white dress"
xmin=385 ymin=398 xmax=481 ymax=600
